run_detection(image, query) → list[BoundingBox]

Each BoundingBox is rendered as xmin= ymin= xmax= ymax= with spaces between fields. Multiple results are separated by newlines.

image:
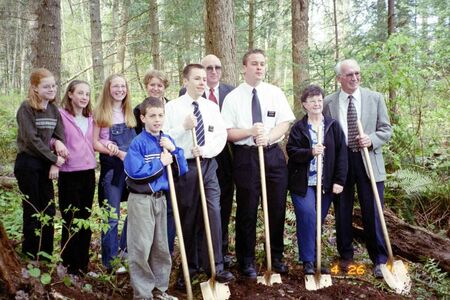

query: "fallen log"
xmin=353 ymin=208 xmax=450 ymax=273
xmin=0 ymin=221 xmax=24 ymax=295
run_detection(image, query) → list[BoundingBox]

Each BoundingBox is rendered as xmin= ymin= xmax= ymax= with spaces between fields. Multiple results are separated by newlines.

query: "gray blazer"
xmin=324 ymin=87 xmax=392 ymax=182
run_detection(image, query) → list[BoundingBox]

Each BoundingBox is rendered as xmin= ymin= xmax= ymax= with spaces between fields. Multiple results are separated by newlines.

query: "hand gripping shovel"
xmin=256 ymin=146 xmax=282 ymax=286
xmin=191 ymin=129 xmax=231 ymax=300
xmin=165 ymin=149 xmax=193 ymax=300
xmin=356 ymin=121 xmax=411 ymax=295
xmin=305 ymin=126 xmax=332 ymax=290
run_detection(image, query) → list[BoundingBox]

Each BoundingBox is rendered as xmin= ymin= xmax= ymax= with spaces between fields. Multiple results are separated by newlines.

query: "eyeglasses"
xmin=206 ymin=65 xmax=222 ymax=72
xmin=343 ymin=72 xmax=361 ymax=78
xmin=306 ymin=99 xmax=323 ymax=104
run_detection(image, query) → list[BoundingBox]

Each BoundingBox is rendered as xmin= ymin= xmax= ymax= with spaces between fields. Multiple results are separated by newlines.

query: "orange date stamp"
xmin=330 ymin=263 xmax=367 ymax=276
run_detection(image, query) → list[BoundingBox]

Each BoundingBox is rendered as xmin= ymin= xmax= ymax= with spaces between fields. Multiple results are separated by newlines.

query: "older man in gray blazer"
xmin=323 ymin=59 xmax=392 ymax=279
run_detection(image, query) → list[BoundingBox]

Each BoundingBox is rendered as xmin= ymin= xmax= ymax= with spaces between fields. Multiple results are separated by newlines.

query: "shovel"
xmin=165 ymin=149 xmax=193 ymax=300
xmin=356 ymin=120 xmax=411 ymax=295
xmin=191 ymin=129 xmax=231 ymax=300
xmin=305 ymin=125 xmax=332 ymax=290
xmin=256 ymin=146 xmax=282 ymax=286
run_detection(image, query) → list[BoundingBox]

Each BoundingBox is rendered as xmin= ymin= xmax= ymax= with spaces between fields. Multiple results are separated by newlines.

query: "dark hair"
xmin=140 ymin=96 xmax=164 ymax=115
xmin=300 ymin=85 xmax=325 ymax=102
xmin=242 ymin=49 xmax=265 ymax=65
xmin=61 ymin=80 xmax=91 ymax=117
xmin=182 ymin=64 xmax=205 ymax=79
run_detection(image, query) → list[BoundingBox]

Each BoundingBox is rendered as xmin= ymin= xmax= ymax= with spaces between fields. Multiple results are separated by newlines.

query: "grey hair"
xmin=335 ymin=59 xmax=360 ymax=75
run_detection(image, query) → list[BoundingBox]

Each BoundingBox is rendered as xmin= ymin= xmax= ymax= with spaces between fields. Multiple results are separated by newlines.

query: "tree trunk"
xmin=0 ymin=221 xmax=24 ymax=295
xmin=248 ymin=0 xmax=255 ymax=50
xmin=89 ymin=0 xmax=104 ymax=90
xmin=204 ymin=0 xmax=237 ymax=86
xmin=149 ymin=0 xmax=161 ymax=70
xmin=387 ymin=0 xmax=398 ymax=124
xmin=291 ymin=0 xmax=309 ymax=116
xmin=353 ymin=208 xmax=450 ymax=273
xmin=30 ymin=0 xmax=61 ymax=91
xmin=117 ymin=0 xmax=131 ymax=74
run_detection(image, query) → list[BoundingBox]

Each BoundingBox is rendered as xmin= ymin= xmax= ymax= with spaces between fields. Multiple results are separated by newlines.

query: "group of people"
xmin=15 ymin=48 xmax=392 ymax=299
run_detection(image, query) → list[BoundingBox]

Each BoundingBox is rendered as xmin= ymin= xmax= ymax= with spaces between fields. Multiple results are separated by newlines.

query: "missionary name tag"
xmin=267 ymin=111 xmax=276 ymax=117
xmin=208 ymin=125 xmax=214 ymax=132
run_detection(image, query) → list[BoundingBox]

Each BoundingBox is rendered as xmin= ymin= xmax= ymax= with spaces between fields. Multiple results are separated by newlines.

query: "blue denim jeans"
xmin=292 ymin=187 xmax=333 ymax=263
xmin=100 ymin=123 xmax=135 ymax=269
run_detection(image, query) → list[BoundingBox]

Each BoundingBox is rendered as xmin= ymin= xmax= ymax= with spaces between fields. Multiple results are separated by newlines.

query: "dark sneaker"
xmin=223 ymin=254 xmax=233 ymax=268
xmin=373 ymin=264 xmax=383 ymax=279
xmin=272 ymin=258 xmax=288 ymax=274
xmin=303 ymin=262 xmax=315 ymax=275
xmin=215 ymin=270 xmax=235 ymax=283
xmin=153 ymin=289 xmax=178 ymax=300
xmin=175 ymin=269 xmax=197 ymax=291
xmin=339 ymin=258 xmax=354 ymax=273
xmin=239 ymin=263 xmax=257 ymax=279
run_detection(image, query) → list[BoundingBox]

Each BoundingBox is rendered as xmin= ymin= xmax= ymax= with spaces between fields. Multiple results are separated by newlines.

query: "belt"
xmin=187 ymin=157 xmax=211 ymax=163
xmin=152 ymin=191 xmax=165 ymax=198
xmin=234 ymin=143 xmax=278 ymax=151
xmin=348 ymin=146 xmax=360 ymax=153
xmin=129 ymin=190 xmax=165 ymax=198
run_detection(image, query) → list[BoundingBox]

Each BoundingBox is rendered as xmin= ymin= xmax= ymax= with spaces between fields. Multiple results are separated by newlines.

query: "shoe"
xmin=303 ymin=262 xmax=314 ymax=275
xmin=215 ymin=270 xmax=235 ymax=283
xmin=223 ymin=254 xmax=233 ymax=268
xmin=272 ymin=258 xmax=288 ymax=274
xmin=373 ymin=264 xmax=383 ymax=279
xmin=153 ymin=289 xmax=178 ymax=300
xmin=116 ymin=266 xmax=127 ymax=274
xmin=339 ymin=258 xmax=354 ymax=273
xmin=239 ymin=263 xmax=257 ymax=279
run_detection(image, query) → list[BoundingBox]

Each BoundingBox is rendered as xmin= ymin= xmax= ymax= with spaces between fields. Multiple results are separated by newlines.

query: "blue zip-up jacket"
xmin=124 ymin=130 xmax=188 ymax=194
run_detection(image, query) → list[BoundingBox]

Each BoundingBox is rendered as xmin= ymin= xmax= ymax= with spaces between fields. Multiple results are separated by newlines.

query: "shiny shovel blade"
xmin=256 ymin=271 xmax=282 ymax=286
xmin=380 ymin=260 xmax=411 ymax=295
xmin=305 ymin=274 xmax=332 ymax=291
xmin=200 ymin=279 xmax=231 ymax=300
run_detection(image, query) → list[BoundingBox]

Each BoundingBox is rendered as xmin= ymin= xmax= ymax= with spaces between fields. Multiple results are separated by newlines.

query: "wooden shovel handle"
xmin=316 ymin=126 xmax=323 ymax=274
xmin=165 ymin=149 xmax=193 ymax=299
xmin=191 ymin=129 xmax=217 ymax=280
xmin=356 ymin=121 xmax=394 ymax=263
xmin=258 ymin=145 xmax=273 ymax=273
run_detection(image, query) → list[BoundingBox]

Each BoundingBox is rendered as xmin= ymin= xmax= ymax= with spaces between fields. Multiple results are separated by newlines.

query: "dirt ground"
xmin=31 ymin=259 xmax=410 ymax=300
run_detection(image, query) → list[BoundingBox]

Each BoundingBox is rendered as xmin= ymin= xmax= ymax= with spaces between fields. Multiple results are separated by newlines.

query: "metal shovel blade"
xmin=380 ymin=260 xmax=411 ymax=295
xmin=256 ymin=271 xmax=282 ymax=286
xmin=305 ymin=273 xmax=332 ymax=291
xmin=200 ymin=279 xmax=231 ymax=300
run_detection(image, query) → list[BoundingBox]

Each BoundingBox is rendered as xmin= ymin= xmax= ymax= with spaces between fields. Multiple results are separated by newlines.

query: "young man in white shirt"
xmin=221 ymin=49 xmax=295 ymax=278
xmin=164 ymin=64 xmax=234 ymax=289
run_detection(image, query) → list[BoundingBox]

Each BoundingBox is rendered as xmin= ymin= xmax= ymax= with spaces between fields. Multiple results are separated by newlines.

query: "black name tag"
xmin=208 ymin=125 xmax=214 ymax=132
xmin=267 ymin=111 xmax=276 ymax=117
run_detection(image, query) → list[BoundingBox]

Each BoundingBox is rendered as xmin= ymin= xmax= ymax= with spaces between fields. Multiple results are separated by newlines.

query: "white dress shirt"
xmin=164 ymin=94 xmax=227 ymax=159
xmin=221 ymin=81 xmax=295 ymax=146
xmin=338 ymin=88 xmax=362 ymax=144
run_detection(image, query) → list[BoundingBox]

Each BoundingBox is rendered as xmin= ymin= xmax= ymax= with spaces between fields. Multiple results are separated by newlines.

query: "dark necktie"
xmin=252 ymin=88 xmax=262 ymax=124
xmin=192 ymin=101 xmax=205 ymax=146
xmin=347 ymin=95 xmax=359 ymax=150
xmin=208 ymin=88 xmax=218 ymax=104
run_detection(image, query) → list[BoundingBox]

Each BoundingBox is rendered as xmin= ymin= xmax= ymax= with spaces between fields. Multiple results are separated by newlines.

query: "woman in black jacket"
xmin=286 ymin=85 xmax=347 ymax=275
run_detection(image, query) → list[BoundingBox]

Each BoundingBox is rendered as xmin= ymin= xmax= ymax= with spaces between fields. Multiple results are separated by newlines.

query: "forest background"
xmin=0 ymin=0 xmax=448 ymax=298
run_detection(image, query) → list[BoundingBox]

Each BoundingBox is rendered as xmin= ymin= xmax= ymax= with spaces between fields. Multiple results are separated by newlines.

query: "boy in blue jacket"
xmin=124 ymin=97 xmax=188 ymax=300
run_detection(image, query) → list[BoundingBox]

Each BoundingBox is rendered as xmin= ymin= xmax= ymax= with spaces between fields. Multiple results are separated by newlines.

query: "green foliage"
xmin=0 ymin=95 xmax=21 ymax=164
xmin=385 ymin=169 xmax=449 ymax=229
xmin=412 ymin=258 xmax=450 ymax=298
xmin=0 ymin=189 xmax=23 ymax=240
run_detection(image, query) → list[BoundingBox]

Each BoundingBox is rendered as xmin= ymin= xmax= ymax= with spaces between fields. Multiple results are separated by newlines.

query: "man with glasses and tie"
xmin=323 ymin=59 xmax=392 ymax=279
xmin=164 ymin=64 xmax=234 ymax=290
xmin=180 ymin=54 xmax=236 ymax=268
xmin=221 ymin=49 xmax=295 ymax=279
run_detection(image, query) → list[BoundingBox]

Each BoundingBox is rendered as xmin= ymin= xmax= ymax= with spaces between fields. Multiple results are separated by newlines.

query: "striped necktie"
xmin=192 ymin=101 xmax=205 ymax=146
xmin=347 ymin=95 xmax=359 ymax=151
